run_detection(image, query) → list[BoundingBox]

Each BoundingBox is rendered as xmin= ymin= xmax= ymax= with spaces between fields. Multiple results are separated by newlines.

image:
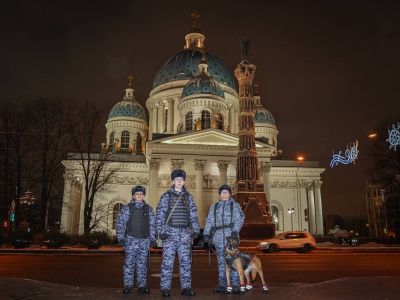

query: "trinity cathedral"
xmin=61 ymin=17 xmax=325 ymax=237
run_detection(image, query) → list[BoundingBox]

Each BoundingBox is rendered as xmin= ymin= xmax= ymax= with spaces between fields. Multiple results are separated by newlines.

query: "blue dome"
xmin=108 ymin=101 xmax=147 ymax=122
xmin=255 ymin=109 xmax=276 ymax=125
xmin=182 ymin=74 xmax=225 ymax=98
xmin=153 ymin=49 xmax=236 ymax=90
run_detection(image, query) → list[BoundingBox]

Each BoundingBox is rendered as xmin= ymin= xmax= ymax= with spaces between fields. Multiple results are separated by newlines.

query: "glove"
xmin=191 ymin=232 xmax=199 ymax=239
xmin=118 ymin=239 xmax=125 ymax=247
xmin=231 ymin=231 xmax=239 ymax=239
xmin=150 ymin=240 xmax=157 ymax=248
xmin=203 ymin=235 xmax=210 ymax=243
xmin=159 ymin=233 xmax=169 ymax=240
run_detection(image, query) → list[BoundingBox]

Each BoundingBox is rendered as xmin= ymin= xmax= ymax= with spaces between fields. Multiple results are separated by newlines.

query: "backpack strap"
xmin=230 ymin=201 xmax=234 ymax=228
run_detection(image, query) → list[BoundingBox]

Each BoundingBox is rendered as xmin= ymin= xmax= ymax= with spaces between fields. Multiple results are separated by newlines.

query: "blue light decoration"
xmin=386 ymin=122 xmax=400 ymax=151
xmin=330 ymin=140 xmax=359 ymax=168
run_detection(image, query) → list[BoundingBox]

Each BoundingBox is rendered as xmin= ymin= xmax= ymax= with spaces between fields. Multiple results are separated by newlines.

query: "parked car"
xmin=259 ymin=231 xmax=316 ymax=253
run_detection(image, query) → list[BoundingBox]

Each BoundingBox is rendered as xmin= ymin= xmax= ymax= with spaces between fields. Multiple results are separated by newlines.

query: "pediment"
xmin=150 ymin=129 xmax=264 ymax=147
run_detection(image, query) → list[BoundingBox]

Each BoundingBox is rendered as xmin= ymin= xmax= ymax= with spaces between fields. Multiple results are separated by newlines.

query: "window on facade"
xmin=109 ymin=131 xmax=115 ymax=145
xmin=136 ymin=132 xmax=143 ymax=154
xmin=112 ymin=203 xmax=123 ymax=229
xmin=201 ymin=110 xmax=211 ymax=129
xmin=272 ymin=205 xmax=279 ymax=229
xmin=185 ymin=112 xmax=193 ymax=131
xmin=121 ymin=130 xmax=130 ymax=149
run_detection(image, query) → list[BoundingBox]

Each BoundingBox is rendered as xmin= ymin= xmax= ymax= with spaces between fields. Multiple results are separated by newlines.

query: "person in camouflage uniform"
xmin=203 ymin=184 xmax=245 ymax=294
xmin=156 ymin=169 xmax=200 ymax=297
xmin=116 ymin=185 xmax=156 ymax=294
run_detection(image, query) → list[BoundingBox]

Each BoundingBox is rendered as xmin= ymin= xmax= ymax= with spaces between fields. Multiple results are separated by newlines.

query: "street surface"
xmin=0 ymin=252 xmax=400 ymax=300
xmin=1 ymin=252 xmax=400 ymax=288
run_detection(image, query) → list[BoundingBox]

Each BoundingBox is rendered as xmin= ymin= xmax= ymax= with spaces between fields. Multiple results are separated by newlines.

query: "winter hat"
xmin=132 ymin=185 xmax=146 ymax=195
xmin=171 ymin=169 xmax=187 ymax=181
xmin=218 ymin=184 xmax=232 ymax=195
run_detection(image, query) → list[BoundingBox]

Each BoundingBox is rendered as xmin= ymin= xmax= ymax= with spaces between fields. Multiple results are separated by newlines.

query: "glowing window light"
xmin=330 ymin=140 xmax=359 ymax=168
xmin=386 ymin=122 xmax=400 ymax=151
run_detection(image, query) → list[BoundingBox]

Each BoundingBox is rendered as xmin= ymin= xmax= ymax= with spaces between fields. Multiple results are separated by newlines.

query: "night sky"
xmin=1 ymin=0 xmax=400 ymax=223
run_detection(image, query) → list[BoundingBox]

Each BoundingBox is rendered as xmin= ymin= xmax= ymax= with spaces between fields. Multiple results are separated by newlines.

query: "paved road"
xmin=1 ymin=252 xmax=400 ymax=288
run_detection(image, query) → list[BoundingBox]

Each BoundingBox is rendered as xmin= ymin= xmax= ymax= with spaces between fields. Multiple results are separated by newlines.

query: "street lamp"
xmin=18 ymin=190 xmax=37 ymax=229
xmin=297 ymin=155 xmax=305 ymax=161
xmin=288 ymin=208 xmax=294 ymax=231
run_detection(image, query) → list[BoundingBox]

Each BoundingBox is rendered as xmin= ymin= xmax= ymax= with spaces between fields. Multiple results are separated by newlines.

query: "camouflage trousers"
xmin=160 ymin=228 xmax=192 ymax=290
xmin=215 ymin=243 xmax=240 ymax=288
xmin=124 ymin=236 xmax=150 ymax=288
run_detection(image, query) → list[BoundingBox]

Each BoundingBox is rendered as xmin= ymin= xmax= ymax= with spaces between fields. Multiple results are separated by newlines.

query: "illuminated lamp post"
xmin=288 ymin=208 xmax=294 ymax=232
xmin=18 ymin=190 xmax=37 ymax=229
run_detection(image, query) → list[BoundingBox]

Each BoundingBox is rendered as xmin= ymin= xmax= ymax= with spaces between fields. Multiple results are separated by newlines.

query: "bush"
xmin=79 ymin=231 xmax=111 ymax=249
xmin=9 ymin=228 xmax=33 ymax=248
xmin=43 ymin=229 xmax=69 ymax=248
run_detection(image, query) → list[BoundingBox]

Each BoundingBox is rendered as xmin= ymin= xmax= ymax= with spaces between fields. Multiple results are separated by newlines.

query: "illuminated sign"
xmin=330 ymin=140 xmax=359 ymax=168
xmin=386 ymin=122 xmax=400 ymax=151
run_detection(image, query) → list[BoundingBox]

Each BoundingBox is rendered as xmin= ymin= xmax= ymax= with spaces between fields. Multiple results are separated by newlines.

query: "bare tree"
xmin=369 ymin=116 xmax=400 ymax=237
xmin=30 ymin=97 xmax=72 ymax=231
xmin=67 ymin=101 xmax=119 ymax=234
xmin=0 ymin=101 xmax=32 ymax=226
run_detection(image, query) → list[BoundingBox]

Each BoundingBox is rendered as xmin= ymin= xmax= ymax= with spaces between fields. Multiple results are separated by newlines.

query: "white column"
xmin=149 ymin=158 xmax=161 ymax=208
xmin=234 ymin=109 xmax=239 ymax=133
xmin=157 ymin=103 xmax=165 ymax=133
xmin=260 ymin=162 xmax=272 ymax=202
xmin=174 ymin=97 xmax=180 ymax=133
xmin=78 ymin=177 xmax=85 ymax=235
xmin=167 ymin=99 xmax=174 ymax=133
xmin=314 ymin=181 xmax=324 ymax=236
xmin=194 ymin=159 xmax=207 ymax=227
xmin=307 ymin=183 xmax=316 ymax=235
xmin=61 ymin=175 xmax=72 ymax=234
xmin=229 ymin=105 xmax=235 ymax=132
xmin=217 ymin=160 xmax=229 ymax=185
xmin=150 ymin=105 xmax=158 ymax=140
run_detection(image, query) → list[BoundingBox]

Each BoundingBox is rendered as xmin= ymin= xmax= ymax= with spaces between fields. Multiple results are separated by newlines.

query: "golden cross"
xmin=191 ymin=11 xmax=200 ymax=27
xmin=128 ymin=75 xmax=134 ymax=87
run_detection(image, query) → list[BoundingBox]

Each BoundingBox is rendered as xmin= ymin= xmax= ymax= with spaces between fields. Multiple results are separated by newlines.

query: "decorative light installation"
xmin=330 ymin=140 xmax=359 ymax=168
xmin=386 ymin=122 xmax=400 ymax=151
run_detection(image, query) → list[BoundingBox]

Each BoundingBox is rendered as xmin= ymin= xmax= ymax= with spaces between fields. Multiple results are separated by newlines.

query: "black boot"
xmin=138 ymin=286 xmax=150 ymax=294
xmin=181 ymin=288 xmax=196 ymax=296
xmin=161 ymin=289 xmax=171 ymax=297
xmin=213 ymin=286 xmax=226 ymax=293
xmin=122 ymin=287 xmax=132 ymax=294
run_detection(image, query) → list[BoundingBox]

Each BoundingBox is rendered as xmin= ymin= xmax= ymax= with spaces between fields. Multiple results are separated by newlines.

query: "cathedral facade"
xmin=61 ymin=20 xmax=325 ymax=237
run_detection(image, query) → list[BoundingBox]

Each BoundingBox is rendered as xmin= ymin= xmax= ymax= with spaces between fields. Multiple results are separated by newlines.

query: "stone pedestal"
xmin=234 ymin=191 xmax=275 ymax=239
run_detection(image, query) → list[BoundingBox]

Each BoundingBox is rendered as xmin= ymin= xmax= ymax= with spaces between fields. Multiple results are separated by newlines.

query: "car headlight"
xmin=259 ymin=242 xmax=269 ymax=247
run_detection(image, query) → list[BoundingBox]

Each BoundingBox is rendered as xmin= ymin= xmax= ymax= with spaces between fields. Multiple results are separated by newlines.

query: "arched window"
xmin=272 ymin=205 xmax=279 ymax=229
xmin=112 ymin=203 xmax=123 ymax=229
xmin=136 ymin=132 xmax=143 ymax=154
xmin=185 ymin=112 xmax=193 ymax=131
xmin=216 ymin=113 xmax=224 ymax=130
xmin=121 ymin=130 xmax=130 ymax=149
xmin=201 ymin=110 xmax=211 ymax=129
xmin=109 ymin=131 xmax=115 ymax=145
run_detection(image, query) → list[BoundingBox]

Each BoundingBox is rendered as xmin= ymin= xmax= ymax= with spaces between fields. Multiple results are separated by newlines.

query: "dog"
xmin=225 ymin=236 xmax=269 ymax=294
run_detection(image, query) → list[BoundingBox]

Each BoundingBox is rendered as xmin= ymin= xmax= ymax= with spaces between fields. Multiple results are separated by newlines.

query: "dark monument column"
xmin=234 ymin=40 xmax=275 ymax=239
